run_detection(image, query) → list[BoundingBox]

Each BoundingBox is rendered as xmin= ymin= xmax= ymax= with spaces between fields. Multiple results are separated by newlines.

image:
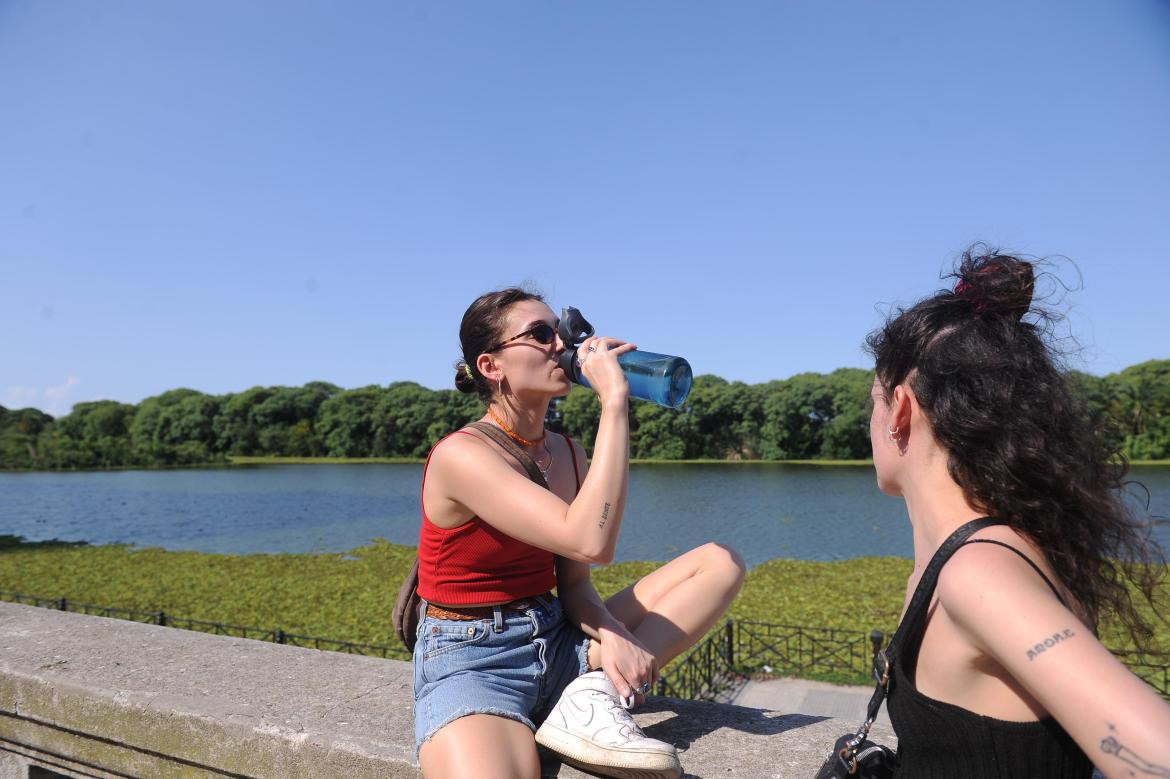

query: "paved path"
xmin=731 ymin=677 xmax=891 ymax=729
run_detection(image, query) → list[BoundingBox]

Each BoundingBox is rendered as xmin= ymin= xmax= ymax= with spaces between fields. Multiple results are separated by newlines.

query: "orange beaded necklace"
xmin=486 ymin=407 xmax=547 ymax=447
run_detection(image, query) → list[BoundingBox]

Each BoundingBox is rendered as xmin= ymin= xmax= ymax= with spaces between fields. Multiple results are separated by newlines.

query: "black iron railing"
xmin=657 ymin=620 xmax=886 ymax=700
xmin=659 ymin=618 xmax=1170 ymax=703
xmin=4 ymin=591 xmax=1168 ymax=702
xmin=0 ymin=590 xmax=408 ymax=659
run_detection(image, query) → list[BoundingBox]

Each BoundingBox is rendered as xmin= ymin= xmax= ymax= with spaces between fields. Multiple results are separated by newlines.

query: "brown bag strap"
xmin=466 ymin=420 xmax=549 ymax=490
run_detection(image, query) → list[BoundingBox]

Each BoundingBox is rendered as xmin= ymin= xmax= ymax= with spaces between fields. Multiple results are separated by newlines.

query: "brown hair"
xmin=454 ymin=288 xmax=545 ymax=403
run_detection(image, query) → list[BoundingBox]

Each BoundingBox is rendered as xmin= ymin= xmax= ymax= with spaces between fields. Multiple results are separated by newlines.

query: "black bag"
xmin=814 ymin=644 xmax=896 ymax=779
xmin=816 ymin=732 xmax=895 ymax=779
xmin=391 ymin=421 xmax=552 ymax=652
xmin=814 ymin=517 xmax=1007 ymax=778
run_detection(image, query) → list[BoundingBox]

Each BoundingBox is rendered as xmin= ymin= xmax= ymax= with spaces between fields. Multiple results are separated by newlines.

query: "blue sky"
xmin=3 ymin=1 xmax=1169 ymax=417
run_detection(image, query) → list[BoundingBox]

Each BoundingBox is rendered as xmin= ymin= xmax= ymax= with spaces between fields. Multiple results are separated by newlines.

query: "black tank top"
xmin=887 ymin=538 xmax=1095 ymax=778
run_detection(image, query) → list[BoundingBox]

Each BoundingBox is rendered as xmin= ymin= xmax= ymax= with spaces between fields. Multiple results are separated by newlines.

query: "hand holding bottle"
xmin=575 ymin=336 xmax=636 ymax=408
xmin=557 ymin=305 xmax=694 ymax=408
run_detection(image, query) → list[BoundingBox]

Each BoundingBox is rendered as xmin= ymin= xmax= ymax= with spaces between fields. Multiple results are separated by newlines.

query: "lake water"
xmin=1 ymin=465 xmax=1167 ymax=565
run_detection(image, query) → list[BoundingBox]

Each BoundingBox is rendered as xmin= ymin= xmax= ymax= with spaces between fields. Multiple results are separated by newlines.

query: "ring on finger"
xmin=638 ymin=681 xmax=652 ymax=694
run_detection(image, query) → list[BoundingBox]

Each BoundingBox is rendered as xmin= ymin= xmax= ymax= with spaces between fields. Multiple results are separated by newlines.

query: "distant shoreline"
xmin=227 ymin=455 xmax=878 ymax=467
xmin=231 ymin=456 xmax=1170 ymax=466
xmin=4 ymin=457 xmax=1169 ymax=473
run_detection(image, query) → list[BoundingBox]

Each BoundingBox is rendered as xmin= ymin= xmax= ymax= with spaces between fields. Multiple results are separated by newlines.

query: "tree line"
xmin=2 ymin=360 xmax=1168 ymax=470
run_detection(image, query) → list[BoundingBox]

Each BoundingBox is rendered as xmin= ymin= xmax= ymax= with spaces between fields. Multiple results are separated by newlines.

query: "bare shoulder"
xmin=936 ymin=531 xmax=1068 ymax=631
xmin=426 ymin=429 xmax=497 ymax=476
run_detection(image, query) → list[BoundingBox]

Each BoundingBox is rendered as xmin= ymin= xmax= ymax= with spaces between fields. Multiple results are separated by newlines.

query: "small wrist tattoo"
xmin=598 ymin=502 xmax=611 ymax=528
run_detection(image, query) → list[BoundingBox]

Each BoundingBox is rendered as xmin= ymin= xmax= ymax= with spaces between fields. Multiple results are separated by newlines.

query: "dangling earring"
xmin=496 ymin=377 xmax=503 ymax=396
xmin=888 ymin=426 xmax=900 ymax=442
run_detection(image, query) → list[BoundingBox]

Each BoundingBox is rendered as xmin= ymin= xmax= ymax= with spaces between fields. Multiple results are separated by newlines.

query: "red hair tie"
xmin=954 ymin=278 xmax=988 ymax=312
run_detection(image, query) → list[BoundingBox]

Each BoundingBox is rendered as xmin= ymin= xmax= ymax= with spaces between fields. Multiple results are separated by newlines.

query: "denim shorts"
xmin=412 ymin=593 xmax=590 ymax=753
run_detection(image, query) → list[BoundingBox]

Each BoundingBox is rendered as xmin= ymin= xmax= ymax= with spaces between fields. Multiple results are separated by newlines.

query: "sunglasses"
xmin=486 ymin=321 xmax=558 ymax=353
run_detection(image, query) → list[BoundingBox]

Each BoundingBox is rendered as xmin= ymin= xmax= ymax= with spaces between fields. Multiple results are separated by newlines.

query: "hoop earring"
xmin=887 ymin=426 xmax=900 ymax=442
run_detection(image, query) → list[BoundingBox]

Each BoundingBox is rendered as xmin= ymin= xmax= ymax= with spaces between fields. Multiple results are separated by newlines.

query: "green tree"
xmin=1115 ymin=361 xmax=1170 ymax=459
xmin=1067 ymin=369 xmax=1127 ymax=455
xmin=0 ymin=406 xmax=54 ymax=468
xmin=130 ymin=389 xmax=219 ymax=464
xmin=759 ymin=374 xmax=835 ymax=459
xmin=557 ymin=386 xmax=602 ymax=453
xmin=423 ymin=390 xmax=483 ymax=451
xmin=629 ymin=401 xmax=689 ymax=459
xmin=682 ymin=375 xmax=759 ymax=459
xmin=819 ymin=368 xmax=874 ymax=459
xmin=316 ymin=386 xmax=383 ymax=457
xmin=52 ymin=400 xmax=135 ymax=467
xmin=251 ymin=382 xmax=338 ymax=456
xmin=213 ymin=387 xmax=275 ymax=456
xmin=370 ymin=382 xmax=442 ymax=457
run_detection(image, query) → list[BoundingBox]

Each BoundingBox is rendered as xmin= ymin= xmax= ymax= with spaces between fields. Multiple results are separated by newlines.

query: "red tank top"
xmin=416 ymin=430 xmax=580 ymax=605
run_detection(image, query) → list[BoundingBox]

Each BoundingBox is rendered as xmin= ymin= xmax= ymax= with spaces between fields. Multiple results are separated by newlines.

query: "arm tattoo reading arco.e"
xmin=1100 ymin=735 xmax=1170 ymax=777
xmin=1026 ymin=627 xmax=1076 ymax=661
xmin=598 ymin=502 xmax=611 ymax=529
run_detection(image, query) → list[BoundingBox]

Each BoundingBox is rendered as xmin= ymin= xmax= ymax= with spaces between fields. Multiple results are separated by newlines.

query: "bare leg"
xmin=420 ymin=714 xmax=540 ymax=779
xmin=589 ymin=542 xmax=745 ymax=670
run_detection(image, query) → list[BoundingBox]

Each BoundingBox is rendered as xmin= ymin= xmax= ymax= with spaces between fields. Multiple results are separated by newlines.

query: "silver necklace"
xmin=534 ymin=441 xmax=554 ymax=481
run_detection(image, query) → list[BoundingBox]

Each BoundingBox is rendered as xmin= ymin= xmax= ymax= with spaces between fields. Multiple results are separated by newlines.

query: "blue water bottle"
xmin=557 ymin=307 xmax=694 ymax=409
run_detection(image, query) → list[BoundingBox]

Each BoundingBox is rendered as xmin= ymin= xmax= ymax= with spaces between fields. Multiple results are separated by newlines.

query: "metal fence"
xmin=657 ymin=620 xmax=885 ymax=700
xmin=0 ymin=590 xmax=408 ymax=659
xmin=659 ymin=618 xmax=1170 ymax=703
xmin=733 ymin=620 xmax=885 ymax=683
xmin=5 ymin=590 xmax=1169 ymax=704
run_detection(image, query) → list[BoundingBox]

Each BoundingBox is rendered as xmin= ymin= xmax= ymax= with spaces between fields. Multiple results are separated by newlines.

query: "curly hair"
xmin=866 ymin=244 xmax=1165 ymax=648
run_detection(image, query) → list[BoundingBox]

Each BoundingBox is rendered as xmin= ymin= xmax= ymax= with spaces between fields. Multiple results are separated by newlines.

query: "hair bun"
xmin=454 ymin=361 xmax=478 ymax=394
xmin=955 ymin=249 xmax=1035 ymax=320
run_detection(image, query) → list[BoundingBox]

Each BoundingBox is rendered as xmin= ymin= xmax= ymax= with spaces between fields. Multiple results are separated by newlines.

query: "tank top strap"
xmin=960 ymin=538 xmax=1068 ymax=607
xmin=419 ymin=429 xmax=479 ymax=523
xmin=562 ymin=433 xmax=580 ymax=494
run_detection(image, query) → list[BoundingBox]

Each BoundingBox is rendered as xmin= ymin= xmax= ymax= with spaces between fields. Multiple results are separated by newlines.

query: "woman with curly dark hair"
xmin=865 ymin=247 xmax=1169 ymax=778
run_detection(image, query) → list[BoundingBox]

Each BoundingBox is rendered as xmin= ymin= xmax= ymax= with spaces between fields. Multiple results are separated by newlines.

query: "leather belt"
xmin=424 ymin=594 xmax=547 ymax=622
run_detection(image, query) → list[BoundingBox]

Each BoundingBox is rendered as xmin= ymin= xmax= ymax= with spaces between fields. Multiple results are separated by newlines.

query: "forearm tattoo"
xmin=1025 ymin=627 xmax=1075 ymax=661
xmin=1100 ymin=728 xmax=1170 ymax=777
xmin=598 ymin=502 xmax=611 ymax=529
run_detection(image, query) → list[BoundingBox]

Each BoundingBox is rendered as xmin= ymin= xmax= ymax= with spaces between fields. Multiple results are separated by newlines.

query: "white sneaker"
xmin=535 ymin=670 xmax=682 ymax=779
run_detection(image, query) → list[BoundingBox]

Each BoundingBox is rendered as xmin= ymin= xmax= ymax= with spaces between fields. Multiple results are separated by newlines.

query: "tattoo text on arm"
xmin=598 ymin=502 xmax=611 ymax=529
xmin=1025 ymin=627 xmax=1075 ymax=661
xmin=1100 ymin=732 xmax=1170 ymax=777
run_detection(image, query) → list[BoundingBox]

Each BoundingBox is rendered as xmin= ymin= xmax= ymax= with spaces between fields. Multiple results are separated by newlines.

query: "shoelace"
xmin=591 ymin=691 xmax=644 ymax=734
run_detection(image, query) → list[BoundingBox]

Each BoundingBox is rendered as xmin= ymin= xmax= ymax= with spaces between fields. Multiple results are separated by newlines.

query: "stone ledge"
xmin=0 ymin=603 xmax=895 ymax=778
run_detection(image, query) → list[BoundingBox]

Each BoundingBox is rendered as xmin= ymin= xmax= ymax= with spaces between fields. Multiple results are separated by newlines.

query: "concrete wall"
xmin=0 ymin=603 xmax=894 ymax=777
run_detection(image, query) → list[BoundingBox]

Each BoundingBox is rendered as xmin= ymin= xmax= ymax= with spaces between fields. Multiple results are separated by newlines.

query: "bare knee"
xmin=700 ymin=542 xmax=747 ymax=588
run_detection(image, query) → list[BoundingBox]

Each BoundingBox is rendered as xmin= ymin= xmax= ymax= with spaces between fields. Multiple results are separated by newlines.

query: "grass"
xmin=2 ymin=540 xmax=1166 ymax=670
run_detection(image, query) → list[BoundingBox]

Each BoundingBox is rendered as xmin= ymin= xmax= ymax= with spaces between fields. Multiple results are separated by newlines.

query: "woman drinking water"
xmin=412 ymin=288 xmax=744 ymax=779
